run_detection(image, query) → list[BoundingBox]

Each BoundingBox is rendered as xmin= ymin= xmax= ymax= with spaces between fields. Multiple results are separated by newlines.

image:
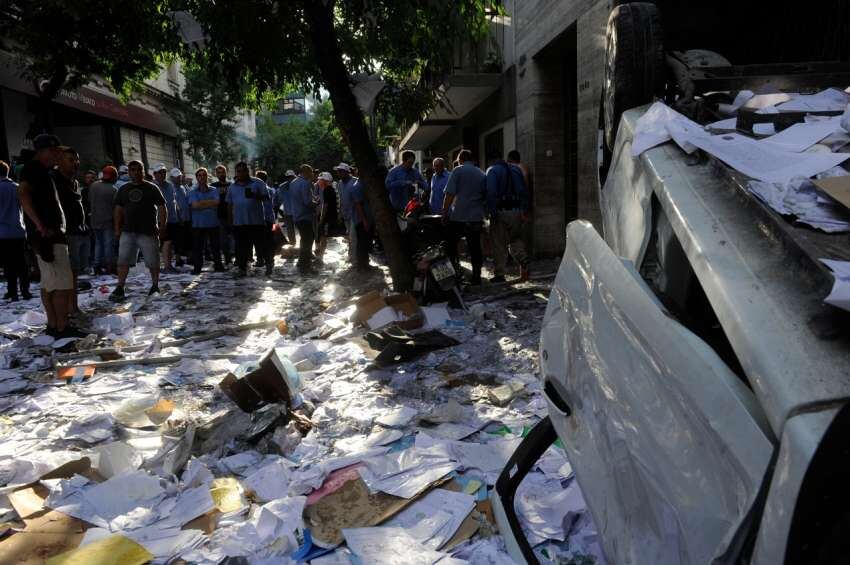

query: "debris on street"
xmin=0 ymin=242 xmax=603 ymax=564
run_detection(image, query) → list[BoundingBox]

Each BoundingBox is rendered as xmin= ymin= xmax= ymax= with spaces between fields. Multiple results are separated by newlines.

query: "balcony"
xmin=399 ymin=9 xmax=511 ymax=151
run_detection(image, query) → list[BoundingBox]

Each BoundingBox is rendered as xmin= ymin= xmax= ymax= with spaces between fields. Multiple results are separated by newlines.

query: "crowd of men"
xmin=387 ymin=149 xmax=530 ymax=285
xmin=0 ymin=133 xmax=529 ymax=338
xmin=0 ymin=134 xmax=377 ymax=338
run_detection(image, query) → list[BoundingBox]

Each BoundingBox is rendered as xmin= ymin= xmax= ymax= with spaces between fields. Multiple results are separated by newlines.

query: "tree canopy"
xmin=0 ymin=1 xmax=176 ymax=102
xmin=256 ymin=100 xmax=351 ymax=181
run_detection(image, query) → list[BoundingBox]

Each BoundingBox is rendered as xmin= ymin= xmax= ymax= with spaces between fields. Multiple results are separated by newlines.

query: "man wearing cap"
xmin=334 ymin=163 xmax=358 ymax=264
xmin=315 ymin=171 xmax=341 ymax=261
xmin=289 ymin=165 xmax=318 ymax=275
xmin=0 ymin=159 xmax=31 ymax=301
xmin=385 ymin=150 xmax=427 ymax=212
xmin=226 ymin=161 xmax=272 ymax=277
xmin=188 ymin=167 xmax=224 ymax=274
xmin=115 ymin=164 xmax=130 ymax=189
xmin=111 ymin=160 xmax=167 ymax=300
xmin=52 ymin=148 xmax=89 ymax=314
xmin=276 ymin=170 xmax=296 ymax=246
xmin=153 ymin=164 xmax=180 ymax=272
xmin=17 ymin=134 xmax=84 ymax=337
xmin=171 ymin=167 xmax=191 ymax=268
xmin=89 ymin=166 xmax=118 ymax=274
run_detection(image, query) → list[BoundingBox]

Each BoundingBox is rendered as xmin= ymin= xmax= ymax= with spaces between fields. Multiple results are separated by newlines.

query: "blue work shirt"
xmin=429 ymin=170 xmax=449 ymax=212
xmin=485 ymin=161 xmax=529 ymax=215
xmin=262 ymin=185 xmax=276 ymax=223
xmin=337 ymin=176 xmax=358 ymax=223
xmin=445 ymin=162 xmax=486 ymax=222
xmin=226 ymin=177 xmax=268 ymax=226
xmin=176 ymin=185 xmax=191 ymax=222
xmin=350 ymin=179 xmax=371 ymax=226
xmin=157 ymin=180 xmax=179 ymax=224
xmin=0 ymin=177 xmax=25 ymax=239
xmin=289 ymin=176 xmax=317 ymax=224
xmin=385 ymin=164 xmax=426 ymax=212
xmin=188 ymin=186 xmax=220 ymax=228
xmin=276 ymin=181 xmax=293 ymax=215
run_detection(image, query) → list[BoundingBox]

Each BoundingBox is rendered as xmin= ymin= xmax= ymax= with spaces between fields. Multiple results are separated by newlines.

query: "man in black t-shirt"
xmin=17 ymin=134 xmax=85 ymax=338
xmin=111 ymin=160 xmax=167 ymax=301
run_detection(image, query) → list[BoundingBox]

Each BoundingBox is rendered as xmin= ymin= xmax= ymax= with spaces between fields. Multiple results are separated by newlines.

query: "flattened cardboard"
xmin=304 ymin=475 xmax=450 ymax=548
xmin=353 ymin=291 xmax=423 ymax=330
xmin=55 ymin=365 xmax=95 ymax=383
xmin=0 ymin=510 xmax=85 ymax=564
xmin=813 ymin=176 xmax=850 ymax=210
xmin=8 ymin=485 xmax=49 ymax=520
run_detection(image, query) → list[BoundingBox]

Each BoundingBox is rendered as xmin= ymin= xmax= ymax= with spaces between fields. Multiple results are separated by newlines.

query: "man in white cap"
xmin=115 ymin=164 xmax=130 ymax=189
xmin=315 ymin=171 xmax=342 ymax=261
xmin=334 ymin=162 xmax=358 ymax=264
xmin=153 ymin=164 xmax=180 ymax=272
xmin=170 ymin=167 xmax=191 ymax=268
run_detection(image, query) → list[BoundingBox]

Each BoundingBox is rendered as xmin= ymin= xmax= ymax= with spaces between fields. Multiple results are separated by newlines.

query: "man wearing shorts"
xmin=53 ymin=148 xmax=90 ymax=314
xmin=17 ymin=134 xmax=85 ymax=338
xmin=110 ymin=160 xmax=167 ymax=300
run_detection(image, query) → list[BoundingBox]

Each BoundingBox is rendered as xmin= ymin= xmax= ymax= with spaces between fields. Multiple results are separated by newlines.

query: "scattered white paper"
xmin=776 ymin=88 xmax=849 ymax=112
xmin=376 ymin=405 xmax=418 ymax=428
xmin=760 ymin=117 xmax=841 ymax=152
xmin=343 ymin=527 xmax=448 ymax=565
xmin=384 ymin=488 xmax=475 ymax=550
xmin=243 ymin=458 xmax=292 ymax=502
xmin=821 ymin=259 xmax=850 ymax=312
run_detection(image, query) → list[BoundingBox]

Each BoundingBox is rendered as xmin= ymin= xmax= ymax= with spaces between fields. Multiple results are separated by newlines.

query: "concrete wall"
xmin=514 ymin=0 xmax=607 ymax=257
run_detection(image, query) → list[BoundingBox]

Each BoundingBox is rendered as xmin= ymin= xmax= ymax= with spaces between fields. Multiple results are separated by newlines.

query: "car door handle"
xmin=544 ymin=377 xmax=572 ymax=418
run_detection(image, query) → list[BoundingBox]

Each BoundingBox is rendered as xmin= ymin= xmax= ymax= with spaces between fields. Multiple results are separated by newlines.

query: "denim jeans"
xmin=93 ymin=229 xmax=114 ymax=270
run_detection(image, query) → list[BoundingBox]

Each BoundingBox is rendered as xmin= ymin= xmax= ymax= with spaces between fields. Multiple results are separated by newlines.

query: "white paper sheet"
xmin=384 ymin=488 xmax=475 ymax=550
xmin=358 ymin=448 xmax=458 ymax=499
xmin=776 ymin=88 xmax=849 ymax=112
xmin=342 ymin=527 xmax=448 ymax=565
xmin=760 ymin=117 xmax=841 ymax=152
xmin=630 ymin=102 xmax=700 ymax=157
xmin=243 ymin=458 xmax=292 ymax=502
xmin=821 ymin=259 xmax=850 ymax=312
xmin=375 ymin=405 xmax=418 ymax=428
xmin=516 ymin=473 xmax=586 ymax=545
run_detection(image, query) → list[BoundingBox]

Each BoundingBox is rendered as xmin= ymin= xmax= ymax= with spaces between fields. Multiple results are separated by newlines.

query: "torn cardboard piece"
xmin=813 ymin=175 xmax=850 ymax=210
xmin=353 ymin=291 xmax=424 ymax=331
xmin=219 ymin=347 xmax=302 ymax=413
xmin=55 ymin=365 xmax=95 ymax=384
xmin=304 ymin=475 xmax=451 ymax=548
xmin=45 ymin=533 xmax=153 ymax=565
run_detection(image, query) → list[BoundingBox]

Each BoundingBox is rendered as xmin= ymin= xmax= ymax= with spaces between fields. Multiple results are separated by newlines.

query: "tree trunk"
xmin=302 ymin=0 xmax=414 ymax=291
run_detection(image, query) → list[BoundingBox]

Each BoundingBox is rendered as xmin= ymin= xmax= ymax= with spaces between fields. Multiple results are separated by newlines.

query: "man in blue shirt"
xmin=226 ymin=161 xmax=272 ymax=277
xmin=385 ymin=150 xmax=427 ymax=212
xmin=289 ymin=165 xmax=318 ymax=275
xmin=350 ymin=178 xmax=373 ymax=272
xmin=441 ymin=149 xmax=487 ymax=285
xmin=334 ymin=162 xmax=358 ymax=264
xmin=153 ymin=164 xmax=180 ymax=272
xmin=0 ymin=160 xmax=30 ymax=301
xmin=255 ymin=170 xmax=276 ymax=270
xmin=276 ymin=170 xmax=296 ymax=245
xmin=486 ymin=152 xmax=530 ymax=283
xmin=428 ymin=157 xmax=449 ymax=214
xmin=212 ymin=165 xmax=233 ymax=265
xmin=171 ymin=168 xmax=191 ymax=268
xmin=188 ymin=167 xmax=224 ymax=274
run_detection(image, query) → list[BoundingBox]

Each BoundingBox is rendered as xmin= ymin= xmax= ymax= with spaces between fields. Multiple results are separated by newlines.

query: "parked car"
xmin=493 ymin=2 xmax=850 ymax=564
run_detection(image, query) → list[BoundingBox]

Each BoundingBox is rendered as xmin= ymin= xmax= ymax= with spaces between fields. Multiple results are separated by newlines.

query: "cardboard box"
xmin=353 ymin=291 xmax=424 ymax=330
xmin=219 ymin=348 xmax=302 ymax=413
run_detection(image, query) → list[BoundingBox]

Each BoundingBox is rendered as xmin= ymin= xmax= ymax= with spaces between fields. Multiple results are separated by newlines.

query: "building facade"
xmin=0 ymin=54 xmax=256 ymax=176
xmin=395 ymin=0 xmax=609 ymax=257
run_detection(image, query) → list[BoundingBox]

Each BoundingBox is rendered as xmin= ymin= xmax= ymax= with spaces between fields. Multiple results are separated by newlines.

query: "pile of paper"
xmin=0 ymin=239 xmax=595 ymax=564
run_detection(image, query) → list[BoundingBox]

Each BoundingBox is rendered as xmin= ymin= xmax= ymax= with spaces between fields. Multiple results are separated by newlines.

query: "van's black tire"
xmin=603 ymin=2 xmax=665 ymax=151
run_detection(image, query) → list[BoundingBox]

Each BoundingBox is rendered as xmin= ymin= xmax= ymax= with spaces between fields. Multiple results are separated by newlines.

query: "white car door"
xmin=537 ymin=221 xmax=774 ymax=565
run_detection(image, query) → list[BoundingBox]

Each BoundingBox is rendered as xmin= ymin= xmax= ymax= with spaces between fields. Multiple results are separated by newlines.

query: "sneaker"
xmin=148 ymin=285 xmax=160 ymax=296
xmin=110 ymin=286 xmax=126 ymax=302
xmin=489 ymin=275 xmax=506 ymax=284
xmin=21 ymin=291 xmax=33 ymax=300
xmin=3 ymin=293 xmax=18 ymax=302
xmin=58 ymin=326 xmax=88 ymax=339
xmin=45 ymin=326 xmax=59 ymax=338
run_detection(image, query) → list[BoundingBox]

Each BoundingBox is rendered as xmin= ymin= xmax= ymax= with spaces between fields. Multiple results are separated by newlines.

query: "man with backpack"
xmin=486 ymin=151 xmax=529 ymax=283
